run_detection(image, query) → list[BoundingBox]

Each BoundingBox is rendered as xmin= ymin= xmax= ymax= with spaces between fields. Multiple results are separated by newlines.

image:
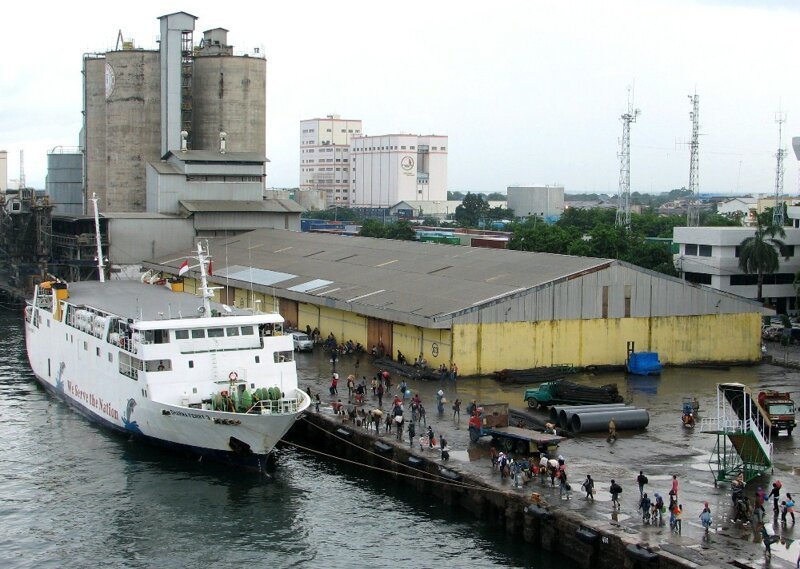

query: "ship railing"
xmin=247 ymin=397 xmax=303 ymax=415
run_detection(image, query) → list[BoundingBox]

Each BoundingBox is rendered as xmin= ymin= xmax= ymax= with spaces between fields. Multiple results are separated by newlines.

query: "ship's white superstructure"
xmin=24 ymin=246 xmax=310 ymax=470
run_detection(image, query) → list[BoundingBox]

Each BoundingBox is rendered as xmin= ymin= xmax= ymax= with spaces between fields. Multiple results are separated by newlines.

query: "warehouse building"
xmin=144 ymin=229 xmax=763 ymax=375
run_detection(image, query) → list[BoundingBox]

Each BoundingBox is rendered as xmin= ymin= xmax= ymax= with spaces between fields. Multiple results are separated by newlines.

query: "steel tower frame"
xmin=686 ymin=93 xmax=700 ymax=227
xmin=773 ymin=111 xmax=787 ymax=227
xmin=615 ymin=92 xmax=639 ymax=230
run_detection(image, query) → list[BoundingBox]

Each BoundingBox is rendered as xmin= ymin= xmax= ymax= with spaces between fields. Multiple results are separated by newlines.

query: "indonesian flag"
xmin=178 ymin=260 xmax=190 ymax=276
xmin=207 ymin=260 xmax=213 ymax=276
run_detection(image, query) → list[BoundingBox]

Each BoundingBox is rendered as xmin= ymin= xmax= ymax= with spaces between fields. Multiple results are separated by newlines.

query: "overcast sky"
xmin=3 ymin=0 xmax=800 ymax=196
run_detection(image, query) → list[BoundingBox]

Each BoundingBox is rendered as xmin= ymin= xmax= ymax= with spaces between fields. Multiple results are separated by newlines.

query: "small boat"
xmin=681 ymin=398 xmax=698 ymax=428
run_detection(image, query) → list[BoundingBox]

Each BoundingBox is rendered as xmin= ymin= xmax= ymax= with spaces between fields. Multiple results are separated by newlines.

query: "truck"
xmin=523 ymin=380 xmax=623 ymax=409
xmin=467 ymin=402 xmax=564 ymax=454
xmin=757 ymin=390 xmax=796 ymax=435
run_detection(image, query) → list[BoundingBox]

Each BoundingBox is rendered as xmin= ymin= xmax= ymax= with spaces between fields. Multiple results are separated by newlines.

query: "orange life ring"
xmin=228 ymin=371 xmax=239 ymax=381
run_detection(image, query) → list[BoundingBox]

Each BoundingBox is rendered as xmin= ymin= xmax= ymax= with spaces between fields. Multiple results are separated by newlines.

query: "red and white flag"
xmin=207 ymin=260 xmax=213 ymax=276
xmin=178 ymin=260 xmax=190 ymax=276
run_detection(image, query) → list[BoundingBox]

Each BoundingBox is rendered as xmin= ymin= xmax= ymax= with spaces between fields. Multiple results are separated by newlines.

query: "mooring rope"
xmin=285 ymin=415 xmax=520 ymax=496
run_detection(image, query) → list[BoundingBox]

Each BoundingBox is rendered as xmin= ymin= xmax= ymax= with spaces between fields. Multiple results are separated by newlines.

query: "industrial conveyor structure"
xmin=701 ymin=383 xmax=773 ymax=485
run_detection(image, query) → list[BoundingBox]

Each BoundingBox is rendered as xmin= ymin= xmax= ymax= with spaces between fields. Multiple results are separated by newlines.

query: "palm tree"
xmin=738 ymin=223 xmax=789 ymax=302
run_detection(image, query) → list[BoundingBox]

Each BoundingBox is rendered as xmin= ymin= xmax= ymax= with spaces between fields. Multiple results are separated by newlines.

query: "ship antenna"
xmin=196 ymin=241 xmax=213 ymax=318
xmin=91 ymin=193 xmax=105 ymax=283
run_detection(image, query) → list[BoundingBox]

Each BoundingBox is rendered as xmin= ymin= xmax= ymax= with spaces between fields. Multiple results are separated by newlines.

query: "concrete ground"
xmin=296 ymin=348 xmax=800 ymax=568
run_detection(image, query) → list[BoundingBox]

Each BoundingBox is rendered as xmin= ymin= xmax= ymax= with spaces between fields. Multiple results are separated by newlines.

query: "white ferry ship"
xmin=24 ymin=240 xmax=310 ymax=471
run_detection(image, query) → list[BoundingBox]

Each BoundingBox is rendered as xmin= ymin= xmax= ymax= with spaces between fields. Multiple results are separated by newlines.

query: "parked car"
xmin=290 ymin=331 xmax=314 ymax=352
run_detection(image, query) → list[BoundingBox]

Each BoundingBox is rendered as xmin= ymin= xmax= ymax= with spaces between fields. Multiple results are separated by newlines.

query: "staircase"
xmin=700 ymin=383 xmax=773 ymax=484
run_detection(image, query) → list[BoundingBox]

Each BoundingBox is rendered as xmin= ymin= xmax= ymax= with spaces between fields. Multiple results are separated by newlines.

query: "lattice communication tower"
xmin=773 ymin=111 xmax=787 ymax=227
xmin=615 ymin=90 xmax=640 ymax=230
xmin=686 ymin=93 xmax=700 ymax=227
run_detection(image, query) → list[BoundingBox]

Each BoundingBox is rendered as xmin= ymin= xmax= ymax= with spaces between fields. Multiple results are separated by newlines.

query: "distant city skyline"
xmin=2 ymin=0 xmax=800 ymax=197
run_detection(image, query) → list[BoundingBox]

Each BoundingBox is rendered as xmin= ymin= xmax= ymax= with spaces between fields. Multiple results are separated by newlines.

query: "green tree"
xmin=384 ymin=220 xmax=417 ymax=240
xmin=447 ymin=190 xmax=465 ymax=200
xmin=485 ymin=192 xmax=507 ymax=201
xmin=738 ymin=223 xmax=789 ymax=301
xmin=359 ymin=219 xmax=386 ymax=238
xmin=455 ymin=193 xmax=490 ymax=227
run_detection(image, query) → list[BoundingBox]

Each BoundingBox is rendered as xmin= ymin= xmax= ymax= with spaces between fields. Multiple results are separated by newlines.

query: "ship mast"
xmin=196 ymin=241 xmax=213 ymax=317
xmin=91 ymin=193 xmax=105 ymax=283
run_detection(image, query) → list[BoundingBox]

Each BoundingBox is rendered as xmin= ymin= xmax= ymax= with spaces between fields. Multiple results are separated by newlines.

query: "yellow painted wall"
xmin=318 ymin=306 xmax=368 ymax=345
xmin=453 ymin=313 xmax=761 ymax=375
xmin=394 ymin=323 xmax=453 ymax=369
xmin=298 ymin=303 xmax=320 ymax=332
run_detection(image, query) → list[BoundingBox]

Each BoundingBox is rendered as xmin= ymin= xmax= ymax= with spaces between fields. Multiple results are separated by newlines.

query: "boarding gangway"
xmin=700 ymin=382 xmax=773 ymax=485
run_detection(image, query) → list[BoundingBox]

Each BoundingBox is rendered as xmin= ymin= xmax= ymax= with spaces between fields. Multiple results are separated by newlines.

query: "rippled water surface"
xmin=0 ymin=310 xmax=570 ymax=569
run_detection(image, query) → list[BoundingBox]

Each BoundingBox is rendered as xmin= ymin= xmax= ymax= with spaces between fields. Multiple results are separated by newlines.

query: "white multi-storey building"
xmin=673 ymin=226 xmax=800 ymax=314
xmin=350 ymin=134 xmax=447 ymax=208
xmin=299 ymin=115 xmax=362 ymax=206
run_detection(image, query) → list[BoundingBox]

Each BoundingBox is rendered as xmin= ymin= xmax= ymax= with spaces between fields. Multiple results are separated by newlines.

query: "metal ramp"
xmin=700 ymin=383 xmax=773 ymax=485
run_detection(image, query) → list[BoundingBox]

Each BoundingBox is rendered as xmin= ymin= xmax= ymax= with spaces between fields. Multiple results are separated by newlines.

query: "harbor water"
xmin=0 ymin=310 xmax=566 ymax=569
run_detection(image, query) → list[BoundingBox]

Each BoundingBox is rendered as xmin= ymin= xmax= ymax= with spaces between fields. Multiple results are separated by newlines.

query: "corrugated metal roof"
xmin=180 ymin=199 xmax=305 ymax=213
xmin=145 ymin=228 xmax=611 ymax=325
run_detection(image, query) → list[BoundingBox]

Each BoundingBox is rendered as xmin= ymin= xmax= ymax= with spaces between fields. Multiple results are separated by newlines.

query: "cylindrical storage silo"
xmin=104 ymin=49 xmax=161 ymax=212
xmin=84 ymin=55 xmax=108 ymax=215
xmin=192 ymin=55 xmax=266 ymax=154
xmin=571 ymin=409 xmax=650 ymax=434
xmin=559 ymin=404 xmax=630 ymax=429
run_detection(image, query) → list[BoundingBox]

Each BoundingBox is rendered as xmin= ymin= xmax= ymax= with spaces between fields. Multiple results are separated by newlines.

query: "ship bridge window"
xmin=146 ymin=360 xmax=172 ymax=372
xmin=175 ymin=330 xmax=190 ymax=340
xmin=274 ymin=350 xmax=294 ymax=363
xmin=259 ymin=323 xmax=282 ymax=336
xmin=191 ymin=329 xmax=205 ymax=339
xmin=142 ymin=329 xmax=170 ymax=344
xmin=241 ymin=326 xmax=254 ymax=336
xmin=207 ymin=328 xmax=224 ymax=338
xmin=226 ymin=327 xmax=240 ymax=337
xmin=119 ymin=352 xmax=142 ymax=381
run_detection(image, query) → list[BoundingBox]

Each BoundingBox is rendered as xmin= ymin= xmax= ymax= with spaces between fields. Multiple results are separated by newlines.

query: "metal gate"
xmin=279 ymin=298 xmax=299 ymax=330
xmin=367 ymin=318 xmax=393 ymax=359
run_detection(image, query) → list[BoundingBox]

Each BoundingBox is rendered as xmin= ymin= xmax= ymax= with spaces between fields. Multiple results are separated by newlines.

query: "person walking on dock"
xmin=559 ymin=469 xmax=570 ymax=500
xmin=395 ymin=415 xmax=404 ymax=441
xmin=376 ymin=382 xmax=384 ymax=409
xmin=609 ymin=480 xmax=622 ymax=509
xmin=639 ymin=493 xmax=651 ymax=524
xmin=652 ymin=493 xmax=664 ymax=524
xmin=427 ymin=425 xmax=435 ymax=449
xmin=637 ymin=471 xmax=648 ymax=498
xmin=436 ymin=390 xmax=445 ymax=416
xmin=607 ymin=418 xmax=617 ymax=443
xmin=671 ymin=475 xmax=679 ymax=500
xmin=786 ymin=493 xmax=795 ymax=524
xmin=418 ymin=403 xmax=427 ymax=426
xmin=582 ymin=475 xmax=594 ymax=501
xmin=769 ymin=482 xmax=782 ymax=516
xmin=452 ymin=398 xmax=461 ymax=427
xmin=699 ymin=502 xmax=712 ymax=533
xmin=408 ymin=420 xmax=416 ymax=447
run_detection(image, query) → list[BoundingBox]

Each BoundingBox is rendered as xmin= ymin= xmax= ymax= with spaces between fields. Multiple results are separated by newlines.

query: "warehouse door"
xmin=367 ymin=318 xmax=393 ymax=358
xmin=279 ymin=299 xmax=299 ymax=330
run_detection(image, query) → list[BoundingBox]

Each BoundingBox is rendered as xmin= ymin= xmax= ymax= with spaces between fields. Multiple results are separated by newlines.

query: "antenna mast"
xmin=773 ymin=110 xmax=787 ymax=227
xmin=91 ymin=193 xmax=105 ymax=283
xmin=686 ymin=92 xmax=700 ymax=226
xmin=615 ymin=87 xmax=640 ymax=230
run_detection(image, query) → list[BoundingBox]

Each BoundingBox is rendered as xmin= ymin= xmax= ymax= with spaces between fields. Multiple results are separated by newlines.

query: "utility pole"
xmin=773 ymin=109 xmax=787 ymax=227
xmin=615 ymin=88 xmax=640 ymax=230
xmin=686 ymin=92 xmax=700 ymax=227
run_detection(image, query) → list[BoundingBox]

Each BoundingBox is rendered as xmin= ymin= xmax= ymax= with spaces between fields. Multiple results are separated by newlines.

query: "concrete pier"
xmin=291 ymin=350 xmax=799 ymax=568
